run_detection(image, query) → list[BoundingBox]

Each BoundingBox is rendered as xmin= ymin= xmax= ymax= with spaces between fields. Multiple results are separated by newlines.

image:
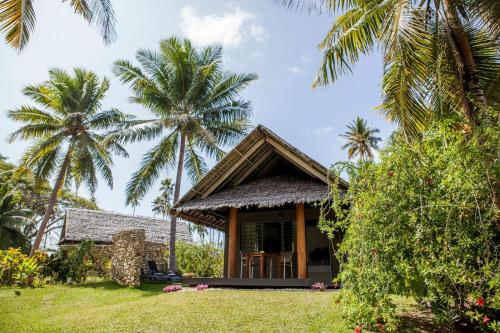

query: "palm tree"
xmin=0 ymin=184 xmax=31 ymax=251
xmin=341 ymin=117 xmax=382 ymax=161
xmin=111 ymin=37 xmax=257 ymax=271
xmin=277 ymin=0 xmax=499 ymax=137
xmin=0 ymin=0 xmax=116 ymax=51
xmin=152 ymin=179 xmax=174 ymax=219
xmin=8 ymin=68 xmax=130 ymax=254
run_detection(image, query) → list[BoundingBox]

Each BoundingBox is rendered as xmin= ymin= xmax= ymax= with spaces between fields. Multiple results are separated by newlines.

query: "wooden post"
xmin=296 ymin=203 xmax=307 ymax=279
xmin=227 ymin=207 xmax=238 ymax=278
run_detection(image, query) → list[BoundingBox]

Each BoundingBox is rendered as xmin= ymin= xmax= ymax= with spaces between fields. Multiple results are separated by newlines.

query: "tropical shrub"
xmin=0 ymin=248 xmax=47 ymax=287
xmin=320 ymin=114 xmax=499 ymax=332
xmin=44 ymin=240 xmax=95 ymax=283
xmin=174 ymin=241 xmax=223 ymax=278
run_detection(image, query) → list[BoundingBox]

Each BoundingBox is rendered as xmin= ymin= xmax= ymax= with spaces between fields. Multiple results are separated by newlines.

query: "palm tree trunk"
xmin=30 ymin=148 xmax=71 ymax=255
xmin=168 ymin=134 xmax=186 ymax=272
xmin=442 ymin=0 xmax=487 ymax=124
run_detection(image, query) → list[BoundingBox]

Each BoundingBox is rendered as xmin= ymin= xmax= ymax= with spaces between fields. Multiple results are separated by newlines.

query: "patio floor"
xmin=183 ymin=277 xmax=336 ymax=288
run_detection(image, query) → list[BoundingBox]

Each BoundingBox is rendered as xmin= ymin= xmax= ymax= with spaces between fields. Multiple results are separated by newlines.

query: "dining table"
xmin=247 ymin=252 xmax=282 ymax=279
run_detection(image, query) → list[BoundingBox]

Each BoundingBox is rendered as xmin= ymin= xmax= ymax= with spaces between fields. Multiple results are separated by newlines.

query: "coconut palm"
xmin=111 ymin=37 xmax=257 ymax=271
xmin=0 ymin=0 xmax=116 ymax=51
xmin=152 ymin=179 xmax=174 ymax=219
xmin=8 ymin=68 xmax=130 ymax=254
xmin=0 ymin=184 xmax=31 ymax=251
xmin=277 ymin=0 xmax=499 ymax=137
xmin=341 ymin=117 xmax=382 ymax=161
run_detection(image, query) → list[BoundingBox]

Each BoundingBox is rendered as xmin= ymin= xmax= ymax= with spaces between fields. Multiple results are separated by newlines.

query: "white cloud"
xmin=300 ymin=54 xmax=312 ymax=63
xmin=288 ymin=65 xmax=305 ymax=74
xmin=313 ymin=126 xmax=334 ymax=136
xmin=180 ymin=6 xmax=267 ymax=48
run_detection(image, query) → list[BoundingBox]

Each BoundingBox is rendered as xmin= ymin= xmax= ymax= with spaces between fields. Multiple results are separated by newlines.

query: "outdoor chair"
xmin=280 ymin=252 xmax=293 ymax=279
xmin=141 ymin=260 xmax=171 ymax=282
xmin=248 ymin=255 xmax=261 ymax=279
xmin=240 ymin=251 xmax=248 ymax=278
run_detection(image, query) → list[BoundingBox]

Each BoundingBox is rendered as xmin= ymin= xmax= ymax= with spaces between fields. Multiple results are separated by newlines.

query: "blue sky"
xmin=0 ymin=0 xmax=394 ymax=217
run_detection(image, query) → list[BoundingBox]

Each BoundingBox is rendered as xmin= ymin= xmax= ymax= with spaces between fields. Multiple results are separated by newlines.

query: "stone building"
xmin=59 ymin=208 xmax=192 ymax=272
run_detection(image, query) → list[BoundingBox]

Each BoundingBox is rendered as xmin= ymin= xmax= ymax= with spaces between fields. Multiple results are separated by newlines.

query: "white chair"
xmin=240 ymin=251 xmax=248 ymax=278
xmin=280 ymin=252 xmax=293 ymax=279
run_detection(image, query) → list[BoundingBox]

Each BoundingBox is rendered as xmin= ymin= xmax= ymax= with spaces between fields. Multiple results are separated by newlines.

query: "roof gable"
xmin=175 ymin=125 xmax=347 ymax=207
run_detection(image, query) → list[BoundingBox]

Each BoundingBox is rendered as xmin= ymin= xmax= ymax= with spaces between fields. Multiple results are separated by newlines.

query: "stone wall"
xmin=111 ymin=229 xmax=145 ymax=287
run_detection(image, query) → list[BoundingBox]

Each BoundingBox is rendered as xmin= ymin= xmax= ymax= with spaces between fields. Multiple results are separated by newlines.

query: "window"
xmin=240 ymin=220 xmax=295 ymax=253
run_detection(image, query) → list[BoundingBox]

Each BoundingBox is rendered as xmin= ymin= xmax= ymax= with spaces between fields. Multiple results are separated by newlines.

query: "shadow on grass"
xmin=398 ymin=307 xmax=443 ymax=333
xmin=70 ymin=279 xmax=166 ymax=296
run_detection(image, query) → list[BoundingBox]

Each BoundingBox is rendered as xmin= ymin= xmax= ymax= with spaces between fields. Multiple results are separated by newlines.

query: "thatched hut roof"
xmin=176 ymin=176 xmax=328 ymax=211
xmin=172 ymin=125 xmax=347 ymax=230
xmin=60 ymin=208 xmax=192 ymax=245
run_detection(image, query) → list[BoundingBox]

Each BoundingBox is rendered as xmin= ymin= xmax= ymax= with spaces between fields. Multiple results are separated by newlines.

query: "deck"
xmin=183 ymin=278 xmax=336 ymax=288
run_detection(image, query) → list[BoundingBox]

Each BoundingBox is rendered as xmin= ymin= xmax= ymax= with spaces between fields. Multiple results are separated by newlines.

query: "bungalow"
xmin=172 ymin=125 xmax=347 ymax=287
xmin=60 ymin=208 xmax=192 ymax=271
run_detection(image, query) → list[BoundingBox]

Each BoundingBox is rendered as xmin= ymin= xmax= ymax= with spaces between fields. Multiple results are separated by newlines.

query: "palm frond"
xmin=0 ymin=0 xmax=35 ymax=50
xmin=184 ymin=141 xmax=208 ymax=183
xmin=125 ymin=131 xmax=178 ymax=205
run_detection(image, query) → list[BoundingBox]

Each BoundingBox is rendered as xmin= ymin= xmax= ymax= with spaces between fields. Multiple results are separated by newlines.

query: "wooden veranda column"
xmin=227 ymin=207 xmax=238 ymax=278
xmin=296 ymin=203 xmax=307 ymax=279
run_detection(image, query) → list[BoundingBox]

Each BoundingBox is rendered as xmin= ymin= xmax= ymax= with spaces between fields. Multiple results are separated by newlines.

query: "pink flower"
xmin=311 ymin=281 xmax=326 ymax=291
xmin=354 ymin=326 xmax=362 ymax=333
xmin=163 ymin=284 xmax=182 ymax=293
xmin=476 ymin=296 xmax=485 ymax=307
xmin=483 ymin=316 xmax=490 ymax=324
xmin=195 ymin=284 xmax=209 ymax=291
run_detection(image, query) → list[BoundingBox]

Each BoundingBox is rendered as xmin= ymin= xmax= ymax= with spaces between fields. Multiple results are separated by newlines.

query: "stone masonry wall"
xmin=111 ymin=229 xmax=145 ymax=287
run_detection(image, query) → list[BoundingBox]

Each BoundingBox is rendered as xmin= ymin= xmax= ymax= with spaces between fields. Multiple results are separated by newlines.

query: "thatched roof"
xmin=172 ymin=125 xmax=347 ymax=229
xmin=176 ymin=176 xmax=328 ymax=211
xmin=60 ymin=208 xmax=192 ymax=245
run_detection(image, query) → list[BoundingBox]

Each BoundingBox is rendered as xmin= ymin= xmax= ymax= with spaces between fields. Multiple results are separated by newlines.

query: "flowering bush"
xmin=320 ymin=114 xmax=499 ymax=332
xmin=311 ymin=281 xmax=326 ymax=291
xmin=163 ymin=284 xmax=182 ymax=293
xmin=195 ymin=284 xmax=209 ymax=291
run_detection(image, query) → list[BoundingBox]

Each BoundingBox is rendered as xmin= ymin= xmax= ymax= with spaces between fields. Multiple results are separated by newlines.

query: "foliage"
xmin=44 ymin=240 xmax=95 ymax=284
xmin=163 ymin=284 xmax=182 ymax=293
xmin=341 ymin=117 xmax=381 ymax=161
xmin=0 ymin=155 xmax=98 ymax=247
xmin=174 ymin=241 xmax=223 ymax=278
xmin=0 ymin=184 xmax=31 ymax=251
xmin=0 ymin=247 xmax=47 ymax=287
xmin=0 ymin=0 xmax=116 ymax=51
xmin=320 ymin=112 xmax=499 ymax=332
xmin=277 ymin=0 xmax=499 ymax=137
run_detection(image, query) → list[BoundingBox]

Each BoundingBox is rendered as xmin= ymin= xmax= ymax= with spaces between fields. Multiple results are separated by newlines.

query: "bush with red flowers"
xmin=319 ymin=114 xmax=499 ymax=332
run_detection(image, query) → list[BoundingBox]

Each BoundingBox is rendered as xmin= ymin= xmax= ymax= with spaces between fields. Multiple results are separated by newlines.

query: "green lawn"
xmin=0 ymin=280 xmax=437 ymax=333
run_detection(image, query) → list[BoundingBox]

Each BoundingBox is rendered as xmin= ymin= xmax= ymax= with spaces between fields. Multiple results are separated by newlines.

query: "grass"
xmin=0 ymin=280 xmax=438 ymax=333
